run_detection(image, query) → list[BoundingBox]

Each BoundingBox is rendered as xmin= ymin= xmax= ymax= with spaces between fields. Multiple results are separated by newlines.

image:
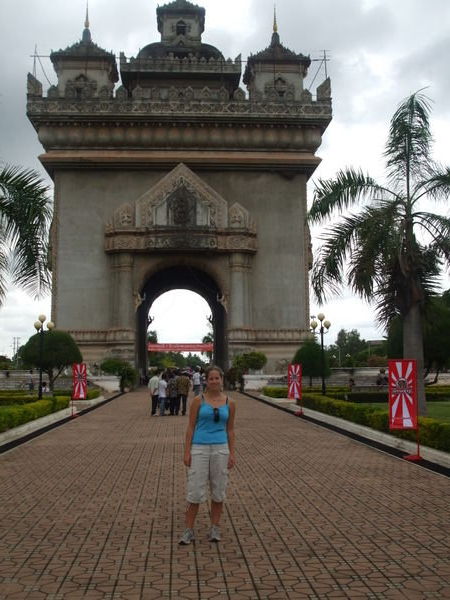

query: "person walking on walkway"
xmin=158 ymin=373 xmax=168 ymax=416
xmin=179 ymin=365 xmax=236 ymax=545
xmin=192 ymin=367 xmax=202 ymax=396
xmin=168 ymin=370 xmax=179 ymax=415
xmin=177 ymin=370 xmax=191 ymax=416
xmin=148 ymin=370 xmax=160 ymax=416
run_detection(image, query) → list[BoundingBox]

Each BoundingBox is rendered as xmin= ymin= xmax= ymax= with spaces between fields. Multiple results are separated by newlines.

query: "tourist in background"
xmin=167 ymin=370 xmax=179 ymax=415
xmin=177 ymin=370 xmax=191 ymax=416
xmin=192 ymin=367 xmax=201 ymax=396
xmin=148 ymin=369 xmax=160 ymax=416
xmin=158 ymin=373 xmax=168 ymax=416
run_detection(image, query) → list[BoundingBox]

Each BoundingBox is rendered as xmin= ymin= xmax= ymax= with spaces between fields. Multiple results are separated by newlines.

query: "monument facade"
xmin=27 ymin=1 xmax=332 ymax=374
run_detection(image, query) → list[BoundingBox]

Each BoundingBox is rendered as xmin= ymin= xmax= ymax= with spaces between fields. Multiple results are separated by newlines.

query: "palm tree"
xmin=0 ymin=164 xmax=52 ymax=306
xmin=308 ymin=91 xmax=450 ymax=415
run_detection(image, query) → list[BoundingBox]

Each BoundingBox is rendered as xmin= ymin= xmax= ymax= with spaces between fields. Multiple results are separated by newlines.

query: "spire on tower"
xmin=82 ymin=1 xmax=92 ymax=43
xmin=271 ymin=5 xmax=280 ymax=45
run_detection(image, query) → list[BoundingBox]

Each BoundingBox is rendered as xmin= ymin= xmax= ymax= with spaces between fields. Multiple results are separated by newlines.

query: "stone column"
xmin=229 ymin=252 xmax=251 ymax=329
xmin=111 ymin=253 xmax=134 ymax=329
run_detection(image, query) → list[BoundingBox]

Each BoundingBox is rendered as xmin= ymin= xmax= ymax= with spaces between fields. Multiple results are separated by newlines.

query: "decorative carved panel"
xmin=105 ymin=164 xmax=257 ymax=255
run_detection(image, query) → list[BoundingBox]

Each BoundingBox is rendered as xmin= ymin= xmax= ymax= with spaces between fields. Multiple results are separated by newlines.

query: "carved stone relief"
xmin=136 ymin=163 xmax=228 ymax=229
xmin=105 ymin=165 xmax=257 ymax=255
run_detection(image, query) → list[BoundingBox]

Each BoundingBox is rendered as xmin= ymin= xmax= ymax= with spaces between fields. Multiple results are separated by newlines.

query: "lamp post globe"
xmin=311 ymin=313 xmax=331 ymax=395
xmin=34 ymin=315 xmax=54 ymax=400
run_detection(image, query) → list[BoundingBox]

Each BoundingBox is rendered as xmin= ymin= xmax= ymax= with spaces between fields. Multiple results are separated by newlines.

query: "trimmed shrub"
xmin=0 ymin=397 xmax=70 ymax=432
xmin=261 ymin=387 xmax=450 ymax=453
xmin=0 ymin=395 xmax=39 ymax=406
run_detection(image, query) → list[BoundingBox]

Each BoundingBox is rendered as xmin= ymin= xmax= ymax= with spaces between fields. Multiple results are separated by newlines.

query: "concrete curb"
xmin=252 ymin=393 xmax=450 ymax=472
xmin=0 ymin=394 xmax=121 ymax=453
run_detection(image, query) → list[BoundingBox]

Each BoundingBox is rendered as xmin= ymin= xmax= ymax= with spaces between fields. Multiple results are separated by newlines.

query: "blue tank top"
xmin=192 ymin=396 xmax=229 ymax=445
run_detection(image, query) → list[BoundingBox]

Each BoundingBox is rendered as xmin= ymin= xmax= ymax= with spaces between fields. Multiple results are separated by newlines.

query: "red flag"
xmin=72 ymin=363 xmax=87 ymax=399
xmin=388 ymin=359 xmax=418 ymax=430
xmin=288 ymin=364 xmax=302 ymax=400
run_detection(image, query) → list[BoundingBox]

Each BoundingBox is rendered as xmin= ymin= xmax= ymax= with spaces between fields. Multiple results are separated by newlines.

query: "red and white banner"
xmin=72 ymin=363 xmax=87 ymax=399
xmin=388 ymin=359 xmax=418 ymax=430
xmin=288 ymin=363 xmax=302 ymax=400
xmin=148 ymin=343 xmax=213 ymax=352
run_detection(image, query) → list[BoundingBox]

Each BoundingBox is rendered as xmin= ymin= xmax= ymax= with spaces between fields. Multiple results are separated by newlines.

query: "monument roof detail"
xmin=243 ymin=31 xmax=311 ymax=84
xmin=50 ymin=21 xmax=119 ymax=83
xmin=51 ymin=39 xmax=115 ymax=60
xmin=248 ymin=32 xmax=311 ymax=64
xmin=137 ymin=41 xmax=224 ymax=61
xmin=157 ymin=0 xmax=205 ymax=32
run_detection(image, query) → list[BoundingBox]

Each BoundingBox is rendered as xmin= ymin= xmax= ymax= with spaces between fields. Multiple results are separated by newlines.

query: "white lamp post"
xmin=310 ymin=313 xmax=331 ymax=395
xmin=34 ymin=315 xmax=55 ymax=399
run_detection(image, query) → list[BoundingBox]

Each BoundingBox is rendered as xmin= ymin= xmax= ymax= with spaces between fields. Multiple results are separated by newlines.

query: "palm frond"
xmin=384 ymin=91 xmax=435 ymax=186
xmin=374 ymin=243 xmax=441 ymax=325
xmin=0 ymin=164 xmax=52 ymax=304
xmin=346 ymin=201 xmax=404 ymax=300
xmin=414 ymin=212 xmax=450 ymax=257
xmin=309 ymin=168 xmax=392 ymax=224
xmin=413 ymin=167 xmax=450 ymax=203
xmin=311 ymin=207 xmax=393 ymax=303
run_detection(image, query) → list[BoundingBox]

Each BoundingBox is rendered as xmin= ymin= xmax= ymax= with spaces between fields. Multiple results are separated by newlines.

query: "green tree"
xmin=233 ymin=352 xmax=267 ymax=372
xmin=0 ymin=165 xmax=51 ymax=305
xmin=328 ymin=329 xmax=368 ymax=365
xmin=20 ymin=330 xmax=82 ymax=391
xmin=309 ymin=91 xmax=450 ymax=415
xmin=100 ymin=357 xmax=138 ymax=392
xmin=293 ymin=339 xmax=329 ymax=386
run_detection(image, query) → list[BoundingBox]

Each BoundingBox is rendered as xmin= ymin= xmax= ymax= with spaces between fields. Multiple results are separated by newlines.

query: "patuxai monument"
xmin=26 ymin=0 xmax=332 ymax=375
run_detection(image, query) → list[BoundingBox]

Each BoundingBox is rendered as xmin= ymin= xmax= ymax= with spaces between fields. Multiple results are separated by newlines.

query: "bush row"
xmin=302 ymin=393 xmax=450 ymax=453
xmin=263 ymin=386 xmax=450 ymax=403
xmin=0 ymin=388 xmax=101 ymax=406
xmin=262 ymin=388 xmax=450 ymax=453
xmin=52 ymin=389 xmax=101 ymax=400
xmin=0 ymin=397 xmax=70 ymax=433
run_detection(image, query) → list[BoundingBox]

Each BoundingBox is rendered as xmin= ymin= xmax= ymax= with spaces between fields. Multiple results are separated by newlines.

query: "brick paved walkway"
xmin=1 ymin=390 xmax=449 ymax=599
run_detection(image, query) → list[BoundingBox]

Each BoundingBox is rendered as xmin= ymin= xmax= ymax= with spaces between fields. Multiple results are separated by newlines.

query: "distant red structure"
xmin=148 ymin=343 xmax=213 ymax=352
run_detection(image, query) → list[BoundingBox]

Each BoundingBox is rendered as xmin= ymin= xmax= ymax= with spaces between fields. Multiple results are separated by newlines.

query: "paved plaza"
xmin=1 ymin=390 xmax=449 ymax=599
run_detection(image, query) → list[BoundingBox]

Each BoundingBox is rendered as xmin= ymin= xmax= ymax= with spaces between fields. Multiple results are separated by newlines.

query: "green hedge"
xmin=262 ymin=387 xmax=450 ymax=453
xmin=263 ymin=386 xmax=450 ymax=403
xmin=0 ymin=397 xmax=70 ymax=432
xmin=299 ymin=393 xmax=450 ymax=452
xmin=52 ymin=389 xmax=101 ymax=400
xmin=0 ymin=388 xmax=100 ymax=406
xmin=0 ymin=395 xmax=39 ymax=406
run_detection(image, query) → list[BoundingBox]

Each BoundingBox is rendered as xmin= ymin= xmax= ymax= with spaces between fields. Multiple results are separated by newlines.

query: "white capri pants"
xmin=187 ymin=443 xmax=230 ymax=503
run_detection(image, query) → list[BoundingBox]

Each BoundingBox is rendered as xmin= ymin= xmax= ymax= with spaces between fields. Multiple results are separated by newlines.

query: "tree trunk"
xmin=403 ymin=302 xmax=426 ymax=416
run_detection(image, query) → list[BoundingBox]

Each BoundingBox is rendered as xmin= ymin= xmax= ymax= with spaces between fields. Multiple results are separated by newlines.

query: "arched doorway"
xmin=136 ymin=266 xmax=227 ymax=376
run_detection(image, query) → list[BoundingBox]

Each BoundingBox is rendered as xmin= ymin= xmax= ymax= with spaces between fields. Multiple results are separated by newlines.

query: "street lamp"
xmin=34 ymin=314 xmax=54 ymax=399
xmin=310 ymin=312 xmax=331 ymax=395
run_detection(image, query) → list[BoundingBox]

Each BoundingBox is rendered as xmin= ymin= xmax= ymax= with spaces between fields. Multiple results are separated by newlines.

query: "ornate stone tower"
xmin=27 ymin=1 xmax=332 ymax=374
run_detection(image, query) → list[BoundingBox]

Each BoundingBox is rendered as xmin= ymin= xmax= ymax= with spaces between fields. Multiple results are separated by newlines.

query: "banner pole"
xmin=404 ymin=375 xmax=421 ymax=462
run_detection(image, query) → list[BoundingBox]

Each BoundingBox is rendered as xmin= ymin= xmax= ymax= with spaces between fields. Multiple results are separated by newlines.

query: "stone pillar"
xmin=229 ymin=252 xmax=251 ymax=328
xmin=111 ymin=253 xmax=134 ymax=329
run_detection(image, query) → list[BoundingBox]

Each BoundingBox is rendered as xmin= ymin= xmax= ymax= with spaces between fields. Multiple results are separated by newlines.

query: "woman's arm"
xmin=183 ymin=396 xmax=200 ymax=467
xmin=227 ymin=400 xmax=236 ymax=469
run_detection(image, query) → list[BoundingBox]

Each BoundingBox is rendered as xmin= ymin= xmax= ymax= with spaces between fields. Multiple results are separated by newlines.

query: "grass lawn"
xmin=361 ymin=401 xmax=450 ymax=423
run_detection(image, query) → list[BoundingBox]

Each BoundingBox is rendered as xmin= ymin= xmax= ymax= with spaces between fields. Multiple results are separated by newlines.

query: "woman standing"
xmin=179 ymin=365 xmax=236 ymax=544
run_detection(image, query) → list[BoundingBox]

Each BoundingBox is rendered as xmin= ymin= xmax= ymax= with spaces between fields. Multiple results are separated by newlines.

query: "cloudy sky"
xmin=0 ymin=0 xmax=449 ymax=357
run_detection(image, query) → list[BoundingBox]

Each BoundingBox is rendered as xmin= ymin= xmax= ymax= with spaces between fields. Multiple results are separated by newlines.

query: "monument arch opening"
xmin=136 ymin=266 xmax=227 ymax=376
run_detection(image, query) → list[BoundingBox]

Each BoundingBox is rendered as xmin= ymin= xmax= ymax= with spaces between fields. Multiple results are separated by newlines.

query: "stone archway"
xmin=136 ymin=266 xmax=227 ymax=375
